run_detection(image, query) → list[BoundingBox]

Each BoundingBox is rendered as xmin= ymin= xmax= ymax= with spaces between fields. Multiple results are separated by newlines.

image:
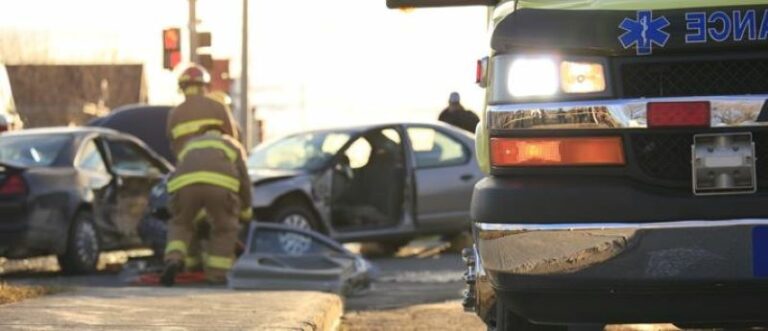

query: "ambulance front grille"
xmin=630 ymin=131 xmax=768 ymax=186
xmin=620 ymin=57 xmax=768 ymax=98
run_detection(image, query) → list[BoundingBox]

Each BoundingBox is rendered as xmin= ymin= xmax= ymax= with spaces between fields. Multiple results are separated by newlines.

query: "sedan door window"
xmin=407 ymin=127 xmax=469 ymax=168
xmin=76 ymin=140 xmax=108 ymax=174
xmin=105 ymin=140 xmax=162 ymax=175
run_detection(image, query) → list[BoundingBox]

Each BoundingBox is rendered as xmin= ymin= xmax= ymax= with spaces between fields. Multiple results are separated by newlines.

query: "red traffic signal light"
xmin=163 ymin=28 xmax=181 ymax=51
xmin=163 ymin=28 xmax=182 ymax=70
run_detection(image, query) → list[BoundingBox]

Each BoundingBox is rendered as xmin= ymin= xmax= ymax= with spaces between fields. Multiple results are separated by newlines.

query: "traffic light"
xmin=195 ymin=31 xmax=213 ymax=72
xmin=163 ymin=28 xmax=182 ymax=70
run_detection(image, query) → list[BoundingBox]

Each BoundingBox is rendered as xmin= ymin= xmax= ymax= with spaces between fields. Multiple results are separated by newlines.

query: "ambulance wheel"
xmin=487 ymin=301 xmax=567 ymax=331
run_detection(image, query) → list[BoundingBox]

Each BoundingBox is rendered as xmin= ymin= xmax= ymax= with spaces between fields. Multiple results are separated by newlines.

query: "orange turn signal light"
xmin=491 ymin=137 xmax=625 ymax=167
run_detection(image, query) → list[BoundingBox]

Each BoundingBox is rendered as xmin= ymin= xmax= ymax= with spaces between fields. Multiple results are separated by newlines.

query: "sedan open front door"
xmin=405 ymin=125 xmax=481 ymax=232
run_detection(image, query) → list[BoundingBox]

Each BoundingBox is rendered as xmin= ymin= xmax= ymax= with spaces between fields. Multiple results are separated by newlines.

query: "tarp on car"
xmin=88 ymin=105 xmax=174 ymax=163
xmin=514 ymin=0 xmax=768 ymax=10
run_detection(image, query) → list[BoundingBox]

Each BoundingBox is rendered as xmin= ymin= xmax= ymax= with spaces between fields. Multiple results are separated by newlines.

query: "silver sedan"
xmin=245 ymin=122 xmax=483 ymax=253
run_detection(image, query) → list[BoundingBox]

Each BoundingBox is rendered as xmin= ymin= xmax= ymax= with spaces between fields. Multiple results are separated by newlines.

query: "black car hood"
xmin=249 ymin=168 xmax=305 ymax=185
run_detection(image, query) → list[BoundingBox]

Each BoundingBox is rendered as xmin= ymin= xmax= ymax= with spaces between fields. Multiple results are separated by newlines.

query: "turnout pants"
xmin=165 ymin=184 xmax=241 ymax=282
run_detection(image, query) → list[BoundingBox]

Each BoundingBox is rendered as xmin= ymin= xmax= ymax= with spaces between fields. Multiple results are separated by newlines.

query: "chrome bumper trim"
xmin=487 ymin=95 xmax=768 ymax=130
xmin=475 ymin=219 xmax=768 ymax=279
xmin=477 ymin=219 xmax=768 ymax=232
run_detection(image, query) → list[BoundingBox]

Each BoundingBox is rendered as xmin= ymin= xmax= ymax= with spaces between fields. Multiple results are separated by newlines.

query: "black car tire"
xmin=58 ymin=211 xmax=101 ymax=274
xmin=138 ymin=213 xmax=168 ymax=260
xmin=489 ymin=302 xmax=567 ymax=331
xmin=271 ymin=202 xmax=321 ymax=255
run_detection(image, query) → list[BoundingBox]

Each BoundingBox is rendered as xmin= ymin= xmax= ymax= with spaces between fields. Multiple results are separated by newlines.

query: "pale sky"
xmin=0 ymin=0 xmax=489 ymax=139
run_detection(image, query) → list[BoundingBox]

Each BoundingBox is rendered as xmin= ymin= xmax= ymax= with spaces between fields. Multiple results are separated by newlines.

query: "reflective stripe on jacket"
xmin=167 ymin=95 xmax=238 ymax=157
xmin=168 ymin=131 xmax=252 ymax=206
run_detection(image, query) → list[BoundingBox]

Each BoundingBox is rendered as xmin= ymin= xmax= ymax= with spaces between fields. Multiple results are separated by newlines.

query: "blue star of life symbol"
xmin=619 ymin=11 xmax=671 ymax=56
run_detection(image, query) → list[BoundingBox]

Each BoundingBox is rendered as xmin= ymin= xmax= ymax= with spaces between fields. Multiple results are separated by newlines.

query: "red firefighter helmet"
xmin=178 ymin=64 xmax=211 ymax=95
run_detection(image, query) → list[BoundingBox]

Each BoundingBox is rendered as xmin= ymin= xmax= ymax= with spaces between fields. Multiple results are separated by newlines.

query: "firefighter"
xmin=160 ymin=127 xmax=252 ymax=286
xmin=167 ymin=64 xmax=238 ymax=156
xmin=167 ymin=65 xmax=239 ymax=272
xmin=206 ymin=90 xmax=244 ymax=139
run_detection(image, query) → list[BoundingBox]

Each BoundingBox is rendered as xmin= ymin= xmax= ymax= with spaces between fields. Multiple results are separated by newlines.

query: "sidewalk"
xmin=0 ymin=287 xmax=343 ymax=331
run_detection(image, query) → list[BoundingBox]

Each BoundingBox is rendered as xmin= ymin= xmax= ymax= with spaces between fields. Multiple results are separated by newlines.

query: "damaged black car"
xmin=0 ymin=127 xmax=171 ymax=273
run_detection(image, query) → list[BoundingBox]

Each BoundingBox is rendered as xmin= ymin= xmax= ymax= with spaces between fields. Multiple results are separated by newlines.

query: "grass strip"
xmin=0 ymin=282 xmax=50 ymax=305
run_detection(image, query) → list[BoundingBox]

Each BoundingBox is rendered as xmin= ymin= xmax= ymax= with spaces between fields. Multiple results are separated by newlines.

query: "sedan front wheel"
xmin=272 ymin=203 xmax=321 ymax=255
xmin=58 ymin=211 xmax=101 ymax=274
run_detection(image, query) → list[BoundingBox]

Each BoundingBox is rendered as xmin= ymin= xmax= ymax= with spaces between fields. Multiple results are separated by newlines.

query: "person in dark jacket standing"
xmin=438 ymin=92 xmax=479 ymax=133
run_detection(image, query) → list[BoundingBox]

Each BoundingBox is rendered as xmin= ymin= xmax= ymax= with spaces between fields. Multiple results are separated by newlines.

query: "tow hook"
xmin=462 ymin=247 xmax=477 ymax=312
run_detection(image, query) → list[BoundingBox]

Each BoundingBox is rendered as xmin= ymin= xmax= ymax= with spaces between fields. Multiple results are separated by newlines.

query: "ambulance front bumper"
xmin=476 ymin=219 xmax=768 ymax=281
xmin=471 ymin=219 xmax=768 ymax=324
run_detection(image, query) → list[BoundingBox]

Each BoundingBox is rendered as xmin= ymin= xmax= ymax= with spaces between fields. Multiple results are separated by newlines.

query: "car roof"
xmin=290 ymin=121 xmax=467 ymax=135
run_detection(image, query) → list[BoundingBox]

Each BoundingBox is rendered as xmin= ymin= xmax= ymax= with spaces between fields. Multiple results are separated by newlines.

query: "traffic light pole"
xmin=240 ymin=0 xmax=251 ymax=149
xmin=188 ymin=0 xmax=198 ymax=63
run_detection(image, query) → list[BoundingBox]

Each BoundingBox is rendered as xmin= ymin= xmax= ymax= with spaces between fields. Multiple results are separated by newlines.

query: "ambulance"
xmin=387 ymin=1 xmax=768 ymax=329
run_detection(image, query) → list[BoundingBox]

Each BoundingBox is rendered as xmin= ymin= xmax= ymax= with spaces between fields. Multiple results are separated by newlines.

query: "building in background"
xmin=0 ymin=0 xmax=487 ymax=139
xmin=7 ymin=65 xmax=146 ymax=127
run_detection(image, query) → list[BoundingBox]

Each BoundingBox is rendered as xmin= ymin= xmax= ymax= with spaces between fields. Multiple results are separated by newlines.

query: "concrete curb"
xmin=0 ymin=287 xmax=343 ymax=331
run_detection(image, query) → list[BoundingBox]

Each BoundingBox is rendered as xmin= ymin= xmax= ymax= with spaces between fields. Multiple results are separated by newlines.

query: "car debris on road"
xmin=121 ymin=222 xmax=374 ymax=296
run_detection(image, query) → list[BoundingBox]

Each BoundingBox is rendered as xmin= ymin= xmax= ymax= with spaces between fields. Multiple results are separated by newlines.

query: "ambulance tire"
xmin=488 ymin=301 xmax=567 ymax=331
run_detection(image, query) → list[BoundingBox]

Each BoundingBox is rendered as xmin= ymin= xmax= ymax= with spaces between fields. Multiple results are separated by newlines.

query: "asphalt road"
xmin=0 ymin=239 xmax=486 ymax=330
xmin=0 ymin=242 xmax=685 ymax=331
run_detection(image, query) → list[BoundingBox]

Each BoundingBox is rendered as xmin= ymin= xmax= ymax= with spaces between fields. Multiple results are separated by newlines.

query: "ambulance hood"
xmin=514 ymin=0 xmax=768 ymax=11
xmin=492 ymin=1 xmax=768 ymax=55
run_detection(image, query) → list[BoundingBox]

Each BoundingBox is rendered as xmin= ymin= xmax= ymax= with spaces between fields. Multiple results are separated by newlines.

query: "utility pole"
xmin=188 ymin=0 xmax=198 ymax=63
xmin=240 ymin=0 xmax=251 ymax=149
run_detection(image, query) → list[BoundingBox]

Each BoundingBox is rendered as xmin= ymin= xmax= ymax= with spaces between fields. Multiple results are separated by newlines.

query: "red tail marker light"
xmin=0 ymin=174 xmax=27 ymax=195
xmin=491 ymin=137 xmax=625 ymax=167
xmin=647 ymin=101 xmax=711 ymax=128
xmin=476 ymin=57 xmax=488 ymax=87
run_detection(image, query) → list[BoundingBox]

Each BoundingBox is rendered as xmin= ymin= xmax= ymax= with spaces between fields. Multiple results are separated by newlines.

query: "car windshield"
xmin=248 ymin=132 xmax=351 ymax=171
xmin=0 ymin=134 xmax=70 ymax=167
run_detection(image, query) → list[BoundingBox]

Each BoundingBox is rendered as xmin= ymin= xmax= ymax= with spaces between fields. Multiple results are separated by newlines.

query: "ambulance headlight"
xmin=560 ymin=61 xmax=606 ymax=94
xmin=507 ymin=58 xmax=559 ymax=97
xmin=493 ymin=55 xmax=610 ymax=102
